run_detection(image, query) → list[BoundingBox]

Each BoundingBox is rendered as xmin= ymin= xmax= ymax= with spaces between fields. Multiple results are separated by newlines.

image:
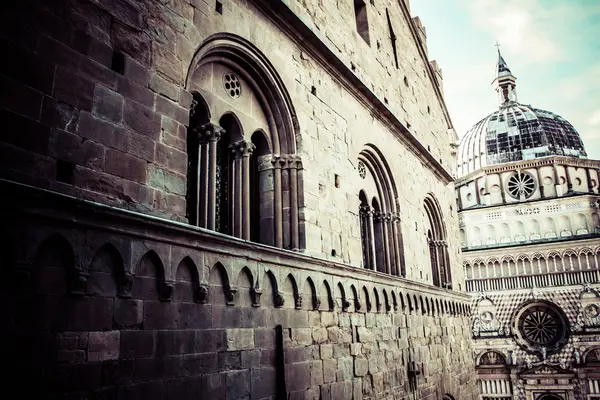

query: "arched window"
xmin=185 ymin=33 xmax=304 ymax=250
xmin=356 ymin=145 xmax=405 ymax=276
xmin=424 ymin=194 xmax=451 ymax=289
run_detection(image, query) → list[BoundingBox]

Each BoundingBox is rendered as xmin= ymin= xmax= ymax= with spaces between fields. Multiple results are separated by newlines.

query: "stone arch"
xmin=358 ymin=144 xmax=405 ymax=276
xmin=303 ymin=277 xmax=318 ymax=310
xmin=563 ymin=249 xmax=579 ymax=270
xmin=87 ymin=243 xmax=126 ymax=298
xmin=547 ymin=251 xmax=562 ymax=272
xmin=186 ymin=32 xmax=304 ymax=250
xmin=282 ymin=274 xmax=299 ymax=309
xmin=442 ymin=394 xmax=456 ymax=400
xmin=413 ymin=294 xmax=419 ymax=313
xmin=391 ymin=291 xmax=398 ymax=311
xmin=583 ymin=347 xmax=600 ymax=363
xmin=476 ymin=350 xmax=507 ymax=366
xmin=373 ymin=287 xmax=381 ymax=312
xmin=262 ymin=270 xmax=281 ymax=307
xmin=350 ymin=284 xmax=360 ymax=312
xmin=382 ymin=288 xmax=390 ymax=312
xmin=424 ymin=193 xmax=451 ymax=288
xmin=419 ymin=296 xmax=426 ymax=315
xmin=133 ymin=251 xmax=167 ymax=301
xmin=579 ymin=247 xmax=595 ymax=269
xmin=407 ymin=294 xmax=413 ymax=313
xmin=209 ymin=262 xmax=233 ymax=305
xmin=32 ymin=234 xmax=75 ymax=295
xmin=501 ymin=255 xmax=516 ymax=276
xmin=436 ymin=299 xmax=441 ymax=315
xmin=174 ymin=256 xmax=200 ymax=303
xmin=362 ymin=286 xmax=372 ymax=312
xmin=335 ymin=282 xmax=348 ymax=311
xmin=236 ymin=266 xmax=254 ymax=307
xmin=398 ymin=291 xmax=406 ymax=310
xmin=321 ymin=280 xmax=334 ymax=311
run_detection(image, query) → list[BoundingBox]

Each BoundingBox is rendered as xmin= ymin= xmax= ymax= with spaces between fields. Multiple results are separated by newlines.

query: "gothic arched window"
xmin=424 ymin=194 xmax=451 ymax=289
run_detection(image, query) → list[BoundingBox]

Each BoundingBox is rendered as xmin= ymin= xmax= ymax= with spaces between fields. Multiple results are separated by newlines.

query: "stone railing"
xmin=0 ymin=179 xmax=478 ymax=399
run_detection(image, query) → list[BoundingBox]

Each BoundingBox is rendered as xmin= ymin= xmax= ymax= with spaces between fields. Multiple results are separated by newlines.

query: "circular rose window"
xmin=507 ymin=171 xmax=536 ymax=199
xmin=514 ymin=301 xmax=568 ymax=353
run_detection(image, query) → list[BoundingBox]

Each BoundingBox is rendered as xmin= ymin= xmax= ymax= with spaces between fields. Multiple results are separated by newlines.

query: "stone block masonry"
xmin=0 ymin=181 xmax=478 ymax=399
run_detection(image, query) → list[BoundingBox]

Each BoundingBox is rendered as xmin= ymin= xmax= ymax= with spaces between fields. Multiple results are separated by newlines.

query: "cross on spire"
xmin=495 ymin=41 xmax=501 ymax=53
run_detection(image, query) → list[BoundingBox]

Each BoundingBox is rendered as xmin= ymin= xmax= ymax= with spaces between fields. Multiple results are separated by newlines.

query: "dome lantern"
xmin=492 ymin=45 xmax=518 ymax=107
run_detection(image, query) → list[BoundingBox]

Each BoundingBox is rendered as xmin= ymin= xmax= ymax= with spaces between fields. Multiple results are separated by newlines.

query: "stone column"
xmin=382 ymin=213 xmax=392 ymax=274
xmin=391 ymin=213 xmax=405 ymax=276
xmin=231 ymin=140 xmax=255 ymax=239
xmin=287 ymin=155 xmax=300 ymax=251
xmin=272 ymin=155 xmax=285 ymax=248
xmin=474 ymin=178 xmax=481 ymax=205
xmin=241 ymin=142 xmax=255 ymax=241
xmin=196 ymin=123 xmax=224 ymax=231
xmin=359 ymin=205 xmax=371 ymax=268
xmin=367 ymin=209 xmax=376 ymax=270
xmin=231 ymin=143 xmax=243 ymax=238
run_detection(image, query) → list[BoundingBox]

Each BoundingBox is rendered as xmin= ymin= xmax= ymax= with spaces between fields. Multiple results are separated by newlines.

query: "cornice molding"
xmin=456 ymin=156 xmax=600 ymax=185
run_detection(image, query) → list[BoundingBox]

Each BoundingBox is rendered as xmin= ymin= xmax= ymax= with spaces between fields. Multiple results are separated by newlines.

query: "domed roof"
xmin=456 ymin=51 xmax=587 ymax=177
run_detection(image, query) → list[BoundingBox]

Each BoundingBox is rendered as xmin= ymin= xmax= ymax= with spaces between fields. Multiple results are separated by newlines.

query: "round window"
xmin=358 ymin=161 xmax=366 ymax=179
xmin=514 ymin=301 xmax=569 ymax=354
xmin=223 ymin=72 xmax=242 ymax=99
xmin=507 ymin=171 xmax=536 ymax=199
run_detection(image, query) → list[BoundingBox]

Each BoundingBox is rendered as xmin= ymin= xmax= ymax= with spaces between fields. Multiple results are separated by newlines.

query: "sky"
xmin=409 ymin=0 xmax=600 ymax=160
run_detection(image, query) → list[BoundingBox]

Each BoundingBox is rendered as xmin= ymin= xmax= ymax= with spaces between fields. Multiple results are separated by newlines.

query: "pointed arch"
xmin=424 ymin=193 xmax=451 ymax=288
xmin=174 ymin=256 xmax=199 ymax=303
xmin=303 ymin=277 xmax=318 ymax=310
xmin=322 ymin=280 xmax=334 ymax=311
xmin=209 ymin=262 xmax=232 ymax=305
xmin=350 ymin=284 xmax=360 ymax=312
xmin=185 ymin=32 xmax=304 ymax=250
xmin=133 ymin=250 xmax=166 ymax=301
xmin=88 ymin=243 xmax=125 ymax=298
xmin=382 ymin=288 xmax=390 ymax=312
xmin=391 ymin=291 xmax=398 ymax=311
xmin=262 ymin=270 xmax=280 ymax=307
xmin=362 ymin=286 xmax=372 ymax=312
xmin=357 ymin=144 xmax=405 ymax=276
xmin=236 ymin=266 xmax=254 ymax=307
xmin=373 ymin=287 xmax=381 ymax=312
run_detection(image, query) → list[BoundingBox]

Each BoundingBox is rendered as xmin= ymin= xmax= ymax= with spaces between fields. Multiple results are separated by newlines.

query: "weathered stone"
xmin=226 ymin=328 xmax=254 ymax=351
xmin=354 ymin=355 xmax=369 ymax=377
xmin=88 ymin=330 xmax=120 ymax=361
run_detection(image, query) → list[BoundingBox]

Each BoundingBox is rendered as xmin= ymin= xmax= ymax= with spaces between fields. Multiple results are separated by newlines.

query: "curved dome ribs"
xmin=456 ymin=51 xmax=588 ymax=177
xmin=457 ymin=104 xmax=588 ymax=176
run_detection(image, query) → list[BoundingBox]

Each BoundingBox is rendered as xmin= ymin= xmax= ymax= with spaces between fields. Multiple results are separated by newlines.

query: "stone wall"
xmin=0 ymin=0 xmax=463 ymax=287
xmin=1 ymin=181 xmax=478 ymax=399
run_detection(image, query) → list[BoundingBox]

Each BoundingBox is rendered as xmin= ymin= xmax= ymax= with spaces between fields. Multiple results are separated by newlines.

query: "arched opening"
xmin=185 ymin=33 xmax=303 ymax=250
xmin=424 ymin=194 xmax=451 ymax=288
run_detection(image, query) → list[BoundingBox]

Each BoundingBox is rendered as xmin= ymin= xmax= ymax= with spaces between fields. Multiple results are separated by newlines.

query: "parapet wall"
xmin=1 ymin=180 xmax=478 ymax=399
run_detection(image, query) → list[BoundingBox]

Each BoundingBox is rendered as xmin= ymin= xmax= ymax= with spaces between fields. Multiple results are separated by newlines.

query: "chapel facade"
xmin=457 ymin=51 xmax=600 ymax=400
xmin=0 ymin=0 xmax=478 ymax=399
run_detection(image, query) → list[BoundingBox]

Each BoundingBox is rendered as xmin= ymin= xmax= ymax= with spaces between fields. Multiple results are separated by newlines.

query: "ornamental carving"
xmin=513 ymin=301 xmax=569 ymax=354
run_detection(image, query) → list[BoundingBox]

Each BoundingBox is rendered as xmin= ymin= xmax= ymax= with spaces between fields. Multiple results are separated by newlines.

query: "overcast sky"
xmin=409 ymin=0 xmax=600 ymax=160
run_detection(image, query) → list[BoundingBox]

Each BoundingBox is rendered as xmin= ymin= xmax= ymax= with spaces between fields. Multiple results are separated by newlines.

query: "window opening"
xmin=354 ymin=0 xmax=370 ymax=44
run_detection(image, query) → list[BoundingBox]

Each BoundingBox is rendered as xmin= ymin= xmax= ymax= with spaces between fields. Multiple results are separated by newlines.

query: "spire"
xmin=492 ymin=43 xmax=518 ymax=107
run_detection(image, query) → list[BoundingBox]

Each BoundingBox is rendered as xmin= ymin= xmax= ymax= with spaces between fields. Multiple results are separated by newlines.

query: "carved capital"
xmin=195 ymin=122 xmax=224 ymax=143
xmin=195 ymin=284 xmax=209 ymax=303
xmin=342 ymin=299 xmax=351 ymax=311
xmin=271 ymin=155 xmax=286 ymax=169
xmin=230 ymin=140 xmax=255 ymax=159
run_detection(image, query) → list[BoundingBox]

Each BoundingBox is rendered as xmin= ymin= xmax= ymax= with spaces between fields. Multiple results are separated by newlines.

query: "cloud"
xmin=589 ymin=110 xmax=600 ymax=126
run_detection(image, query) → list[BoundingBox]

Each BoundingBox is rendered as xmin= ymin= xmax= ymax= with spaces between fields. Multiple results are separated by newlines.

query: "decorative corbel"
xmin=251 ymin=285 xmax=262 ymax=307
xmin=226 ymin=285 xmax=238 ymax=306
xmin=195 ymin=284 xmax=209 ymax=304
xmin=354 ymin=297 xmax=361 ymax=311
xmin=275 ymin=292 xmax=285 ymax=308
xmin=69 ymin=269 xmax=89 ymax=296
xmin=342 ymin=299 xmax=351 ymax=311
xmin=313 ymin=296 xmax=321 ymax=311
xmin=160 ymin=281 xmax=175 ymax=301
xmin=295 ymin=294 xmax=303 ymax=309
xmin=118 ymin=272 xmax=134 ymax=298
